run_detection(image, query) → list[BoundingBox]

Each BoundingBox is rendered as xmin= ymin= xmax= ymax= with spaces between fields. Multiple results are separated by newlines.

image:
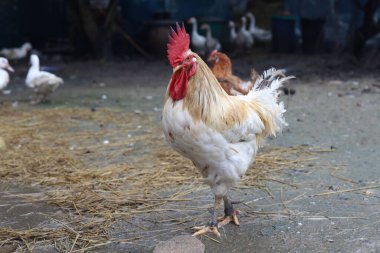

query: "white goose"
xmin=0 ymin=57 xmax=14 ymax=93
xmin=0 ymin=42 xmax=32 ymax=60
xmin=238 ymin=17 xmax=254 ymax=49
xmin=188 ymin=17 xmax=207 ymax=56
xmin=246 ymin=12 xmax=272 ymax=42
xmin=200 ymin=23 xmax=221 ymax=56
xmin=228 ymin=20 xmax=251 ymax=53
xmin=228 ymin=21 xmax=238 ymax=44
xmin=26 ymin=54 xmax=63 ymax=103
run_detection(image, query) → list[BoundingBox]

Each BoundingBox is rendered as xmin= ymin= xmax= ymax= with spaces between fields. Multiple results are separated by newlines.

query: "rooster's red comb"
xmin=167 ymin=22 xmax=190 ymax=68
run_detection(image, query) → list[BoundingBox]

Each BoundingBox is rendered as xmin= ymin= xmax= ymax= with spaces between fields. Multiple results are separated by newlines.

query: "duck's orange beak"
xmin=6 ymin=64 xmax=14 ymax=72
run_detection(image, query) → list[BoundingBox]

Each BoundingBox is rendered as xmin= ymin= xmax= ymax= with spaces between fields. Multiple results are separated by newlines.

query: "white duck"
xmin=188 ymin=17 xmax=207 ymax=56
xmin=246 ymin=12 xmax=272 ymax=42
xmin=228 ymin=21 xmax=238 ymax=44
xmin=0 ymin=42 xmax=32 ymax=60
xmin=0 ymin=58 xmax=14 ymax=94
xmin=238 ymin=17 xmax=254 ymax=49
xmin=200 ymin=23 xmax=221 ymax=56
xmin=26 ymin=54 xmax=63 ymax=103
xmin=228 ymin=20 xmax=249 ymax=54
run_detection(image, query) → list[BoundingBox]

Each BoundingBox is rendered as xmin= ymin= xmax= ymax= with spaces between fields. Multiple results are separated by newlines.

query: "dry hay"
xmin=0 ymin=105 xmax=329 ymax=251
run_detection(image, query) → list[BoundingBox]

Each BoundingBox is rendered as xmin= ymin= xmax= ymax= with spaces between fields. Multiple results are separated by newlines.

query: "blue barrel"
xmin=271 ymin=15 xmax=297 ymax=53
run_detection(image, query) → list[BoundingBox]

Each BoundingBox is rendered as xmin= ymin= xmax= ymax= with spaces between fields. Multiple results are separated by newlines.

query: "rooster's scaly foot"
xmin=218 ymin=210 xmax=240 ymax=227
xmin=192 ymin=225 xmax=221 ymax=237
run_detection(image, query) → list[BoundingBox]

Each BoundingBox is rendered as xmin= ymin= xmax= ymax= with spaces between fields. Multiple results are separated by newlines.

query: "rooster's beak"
xmin=173 ymin=64 xmax=183 ymax=73
xmin=173 ymin=57 xmax=196 ymax=73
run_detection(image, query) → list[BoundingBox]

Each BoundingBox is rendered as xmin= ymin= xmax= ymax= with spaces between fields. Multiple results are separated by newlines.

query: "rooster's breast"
xmin=162 ymin=99 xmax=258 ymax=193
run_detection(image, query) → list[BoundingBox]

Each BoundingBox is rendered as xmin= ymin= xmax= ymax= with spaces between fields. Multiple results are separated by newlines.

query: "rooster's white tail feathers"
xmin=246 ymin=68 xmax=294 ymax=138
xmin=253 ymin=68 xmax=293 ymax=91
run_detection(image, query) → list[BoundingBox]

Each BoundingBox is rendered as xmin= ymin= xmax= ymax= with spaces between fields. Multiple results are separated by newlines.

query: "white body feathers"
xmin=26 ymin=55 xmax=63 ymax=100
xmin=163 ymin=67 xmax=290 ymax=197
xmin=163 ymin=99 xmax=259 ymax=196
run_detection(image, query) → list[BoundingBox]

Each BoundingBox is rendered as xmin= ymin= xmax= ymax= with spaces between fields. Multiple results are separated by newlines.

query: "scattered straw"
xmin=311 ymin=185 xmax=380 ymax=197
xmin=0 ymin=105 xmax=330 ymax=251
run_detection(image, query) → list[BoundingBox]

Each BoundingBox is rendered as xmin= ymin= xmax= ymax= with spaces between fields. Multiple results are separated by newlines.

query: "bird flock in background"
xmin=188 ymin=12 xmax=272 ymax=57
xmin=0 ymin=12 xmax=269 ymax=105
xmin=0 ymin=42 xmax=63 ymax=104
xmin=186 ymin=12 xmax=274 ymax=97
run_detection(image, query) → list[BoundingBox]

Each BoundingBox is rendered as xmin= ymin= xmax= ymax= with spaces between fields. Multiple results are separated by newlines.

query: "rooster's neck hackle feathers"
xmin=167 ymin=23 xmax=190 ymax=68
xmin=183 ymin=55 xmax=248 ymax=129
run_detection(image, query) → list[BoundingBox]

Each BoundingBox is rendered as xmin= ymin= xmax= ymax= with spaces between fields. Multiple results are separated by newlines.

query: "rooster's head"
xmin=167 ymin=23 xmax=197 ymax=101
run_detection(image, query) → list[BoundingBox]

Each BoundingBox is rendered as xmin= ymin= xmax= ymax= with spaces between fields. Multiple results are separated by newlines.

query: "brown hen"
xmin=208 ymin=50 xmax=258 ymax=95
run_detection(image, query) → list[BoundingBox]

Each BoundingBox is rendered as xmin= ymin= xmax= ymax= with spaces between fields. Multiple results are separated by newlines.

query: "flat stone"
xmin=153 ymin=235 xmax=205 ymax=253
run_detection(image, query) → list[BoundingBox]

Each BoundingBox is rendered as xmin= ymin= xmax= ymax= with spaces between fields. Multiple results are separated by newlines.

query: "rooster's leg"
xmin=192 ymin=196 xmax=222 ymax=237
xmin=217 ymin=195 xmax=240 ymax=227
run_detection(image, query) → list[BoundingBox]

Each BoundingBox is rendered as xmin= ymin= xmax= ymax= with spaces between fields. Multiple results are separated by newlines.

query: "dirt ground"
xmin=1 ymin=51 xmax=380 ymax=252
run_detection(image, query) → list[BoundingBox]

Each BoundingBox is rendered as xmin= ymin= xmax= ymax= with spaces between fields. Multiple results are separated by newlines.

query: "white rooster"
xmin=0 ymin=57 xmax=14 ymax=94
xmin=26 ymin=54 xmax=63 ymax=103
xmin=162 ymin=24 xmax=293 ymax=236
